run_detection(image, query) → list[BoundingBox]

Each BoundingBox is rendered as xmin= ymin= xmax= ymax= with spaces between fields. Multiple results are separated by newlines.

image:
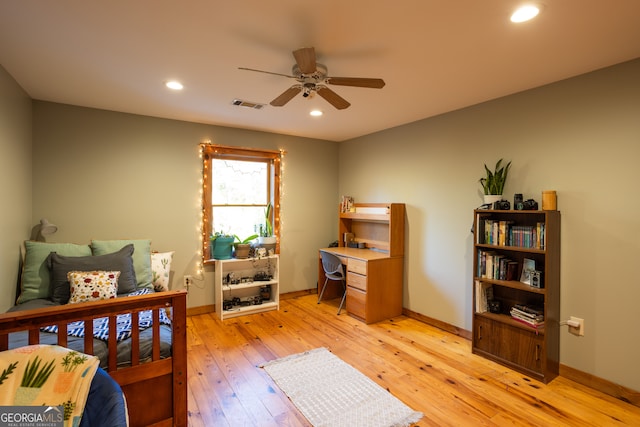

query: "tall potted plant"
xmin=257 ymin=203 xmax=276 ymax=251
xmin=479 ymin=159 xmax=511 ymax=205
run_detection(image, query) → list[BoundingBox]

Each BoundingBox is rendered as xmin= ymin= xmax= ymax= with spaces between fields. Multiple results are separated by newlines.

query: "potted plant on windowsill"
xmin=479 ymin=159 xmax=511 ymax=205
xmin=233 ymin=234 xmax=258 ymax=259
xmin=210 ymin=232 xmax=235 ymax=260
xmin=257 ymin=203 xmax=276 ymax=251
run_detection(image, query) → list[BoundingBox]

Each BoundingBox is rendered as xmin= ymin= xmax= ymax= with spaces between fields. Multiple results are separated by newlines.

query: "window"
xmin=201 ymin=144 xmax=281 ymax=262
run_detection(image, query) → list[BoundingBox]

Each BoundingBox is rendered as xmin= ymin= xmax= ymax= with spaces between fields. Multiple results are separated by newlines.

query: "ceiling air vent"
xmin=232 ymin=99 xmax=265 ymax=110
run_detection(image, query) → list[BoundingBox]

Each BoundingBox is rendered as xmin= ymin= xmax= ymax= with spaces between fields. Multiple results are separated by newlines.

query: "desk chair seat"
xmin=318 ymin=251 xmax=347 ymax=315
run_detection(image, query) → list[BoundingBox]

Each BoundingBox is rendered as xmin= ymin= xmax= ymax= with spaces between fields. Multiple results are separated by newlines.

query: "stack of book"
xmin=340 ymin=196 xmax=354 ymax=213
xmin=477 ymin=250 xmax=519 ymax=280
xmin=479 ymin=218 xmax=546 ymax=249
xmin=510 ymin=304 xmax=544 ymax=329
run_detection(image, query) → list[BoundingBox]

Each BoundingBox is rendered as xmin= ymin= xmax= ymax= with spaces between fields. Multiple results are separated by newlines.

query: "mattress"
xmin=6 ymin=295 xmax=172 ymax=369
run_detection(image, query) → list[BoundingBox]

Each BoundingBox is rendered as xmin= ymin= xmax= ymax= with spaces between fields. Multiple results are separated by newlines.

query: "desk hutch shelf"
xmin=338 ymin=203 xmax=405 ymax=256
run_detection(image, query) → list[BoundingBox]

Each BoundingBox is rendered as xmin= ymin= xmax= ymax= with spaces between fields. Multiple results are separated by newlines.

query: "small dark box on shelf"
xmin=488 ymin=299 xmax=502 ymax=313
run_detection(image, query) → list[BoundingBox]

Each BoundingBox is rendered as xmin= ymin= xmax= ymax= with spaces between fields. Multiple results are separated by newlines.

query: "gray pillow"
xmin=48 ymin=244 xmax=137 ymax=304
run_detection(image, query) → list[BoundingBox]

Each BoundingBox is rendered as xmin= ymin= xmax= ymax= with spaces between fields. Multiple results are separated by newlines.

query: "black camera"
xmin=514 ymin=193 xmax=524 ymax=210
xmin=493 ymin=199 xmax=511 ymax=210
xmin=253 ymin=271 xmax=271 ymax=281
xmin=522 ymin=199 xmax=538 ymax=210
xmin=530 ymin=271 xmax=543 ymax=288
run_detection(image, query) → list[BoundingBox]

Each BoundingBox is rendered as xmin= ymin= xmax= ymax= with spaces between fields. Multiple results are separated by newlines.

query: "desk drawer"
xmin=347 ymin=272 xmax=367 ymax=292
xmin=347 ymin=258 xmax=367 ymax=275
xmin=346 ymin=286 xmax=366 ymax=320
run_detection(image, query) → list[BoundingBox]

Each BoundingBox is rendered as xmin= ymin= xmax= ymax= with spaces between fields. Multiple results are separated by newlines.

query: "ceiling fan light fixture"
xmin=510 ymin=4 xmax=541 ymax=23
xmin=310 ymin=109 xmax=323 ymax=117
xmin=165 ymin=80 xmax=184 ymax=90
xmin=245 ymin=46 xmax=384 ymax=110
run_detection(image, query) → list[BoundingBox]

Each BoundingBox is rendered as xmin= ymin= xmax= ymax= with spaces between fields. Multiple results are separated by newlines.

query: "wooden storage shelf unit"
xmin=215 ymin=255 xmax=279 ymax=320
xmin=472 ymin=209 xmax=560 ymax=383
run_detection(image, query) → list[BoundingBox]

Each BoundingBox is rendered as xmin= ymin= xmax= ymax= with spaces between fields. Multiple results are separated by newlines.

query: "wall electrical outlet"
xmin=183 ymin=275 xmax=192 ymax=290
xmin=569 ymin=316 xmax=585 ymax=336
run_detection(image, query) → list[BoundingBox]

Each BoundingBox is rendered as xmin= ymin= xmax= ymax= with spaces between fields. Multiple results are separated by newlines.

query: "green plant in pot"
xmin=210 ymin=231 xmax=235 ymax=260
xmin=257 ymin=203 xmax=276 ymax=247
xmin=479 ymin=159 xmax=511 ymax=205
xmin=233 ymin=233 xmax=258 ymax=259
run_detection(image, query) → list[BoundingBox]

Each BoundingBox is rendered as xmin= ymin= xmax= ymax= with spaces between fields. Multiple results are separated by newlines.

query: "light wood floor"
xmin=186 ymin=293 xmax=640 ymax=426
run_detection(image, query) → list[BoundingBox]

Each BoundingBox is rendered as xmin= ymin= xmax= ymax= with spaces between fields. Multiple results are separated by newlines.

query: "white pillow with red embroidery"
xmin=68 ymin=270 xmax=120 ymax=304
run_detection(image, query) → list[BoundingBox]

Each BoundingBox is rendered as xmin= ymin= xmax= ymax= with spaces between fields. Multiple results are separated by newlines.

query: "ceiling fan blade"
xmin=316 ymin=86 xmax=351 ymax=110
xmin=292 ymin=47 xmax=316 ymax=74
xmin=238 ymin=67 xmax=295 ymax=79
xmin=270 ymin=85 xmax=302 ymax=107
xmin=326 ymin=77 xmax=386 ymax=89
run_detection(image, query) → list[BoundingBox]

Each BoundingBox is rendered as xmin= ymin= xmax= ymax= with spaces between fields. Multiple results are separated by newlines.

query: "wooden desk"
xmin=319 ymin=247 xmax=404 ymax=324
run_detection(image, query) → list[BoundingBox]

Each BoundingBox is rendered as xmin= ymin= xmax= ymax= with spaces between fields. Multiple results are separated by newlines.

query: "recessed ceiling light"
xmin=510 ymin=4 xmax=540 ymax=23
xmin=310 ymin=110 xmax=323 ymax=117
xmin=165 ymin=80 xmax=184 ymax=90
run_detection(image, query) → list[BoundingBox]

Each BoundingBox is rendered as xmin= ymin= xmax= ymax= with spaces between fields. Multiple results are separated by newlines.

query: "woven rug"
xmin=262 ymin=347 xmax=423 ymax=427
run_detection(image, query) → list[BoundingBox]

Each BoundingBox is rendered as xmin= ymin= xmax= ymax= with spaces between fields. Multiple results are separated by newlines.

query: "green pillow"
xmin=91 ymin=239 xmax=153 ymax=289
xmin=19 ymin=241 xmax=92 ymax=304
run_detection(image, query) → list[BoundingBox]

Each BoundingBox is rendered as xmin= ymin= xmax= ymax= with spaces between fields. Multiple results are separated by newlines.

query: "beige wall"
xmin=0 ymin=64 xmax=32 ymax=311
xmin=339 ymin=58 xmax=640 ymax=391
xmin=30 ymin=102 xmax=339 ymax=313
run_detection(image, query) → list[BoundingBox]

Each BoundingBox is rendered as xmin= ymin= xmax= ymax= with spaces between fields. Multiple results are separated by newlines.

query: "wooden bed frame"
xmin=0 ymin=289 xmax=187 ymax=427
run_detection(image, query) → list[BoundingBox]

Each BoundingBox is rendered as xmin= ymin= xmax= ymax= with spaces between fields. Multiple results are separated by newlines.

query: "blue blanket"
xmin=42 ymin=289 xmax=172 ymax=342
xmin=80 ymin=367 xmax=128 ymax=427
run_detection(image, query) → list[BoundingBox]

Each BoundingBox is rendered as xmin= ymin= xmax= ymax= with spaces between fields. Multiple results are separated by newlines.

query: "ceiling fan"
xmin=239 ymin=47 xmax=385 ymax=110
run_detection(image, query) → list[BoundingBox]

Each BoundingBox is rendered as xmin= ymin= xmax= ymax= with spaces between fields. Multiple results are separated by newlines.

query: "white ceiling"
xmin=1 ymin=1 xmax=639 ymax=142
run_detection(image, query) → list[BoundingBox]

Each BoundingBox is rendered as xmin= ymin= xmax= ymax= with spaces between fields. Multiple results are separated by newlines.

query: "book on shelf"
xmin=510 ymin=307 xmax=544 ymax=322
xmin=492 ymin=254 xmax=504 ymax=279
xmin=537 ymin=222 xmax=545 ymax=249
xmin=474 ymin=280 xmax=493 ymax=313
xmin=506 ymin=261 xmax=519 ymax=281
xmin=477 ymin=250 xmax=518 ymax=281
xmin=340 ymin=196 xmax=354 ymax=213
xmin=477 ymin=250 xmax=495 ymax=279
xmin=479 ymin=218 xmax=545 ymax=249
xmin=510 ymin=314 xmax=545 ymax=329
xmin=513 ymin=303 xmax=544 ymax=316
xmin=510 ymin=304 xmax=544 ymax=329
xmin=485 ymin=252 xmax=493 ymax=279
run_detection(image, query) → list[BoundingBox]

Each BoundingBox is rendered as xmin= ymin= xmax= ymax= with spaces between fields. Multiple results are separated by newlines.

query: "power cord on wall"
xmin=559 ymin=319 xmax=580 ymax=328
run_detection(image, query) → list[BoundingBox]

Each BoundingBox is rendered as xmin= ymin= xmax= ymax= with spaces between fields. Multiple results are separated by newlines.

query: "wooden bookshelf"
xmin=472 ymin=209 xmax=560 ymax=383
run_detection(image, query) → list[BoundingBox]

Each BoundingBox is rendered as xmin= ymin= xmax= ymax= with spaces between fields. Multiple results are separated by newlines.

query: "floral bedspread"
xmin=41 ymin=288 xmax=172 ymax=342
xmin=0 ymin=344 xmax=99 ymax=426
